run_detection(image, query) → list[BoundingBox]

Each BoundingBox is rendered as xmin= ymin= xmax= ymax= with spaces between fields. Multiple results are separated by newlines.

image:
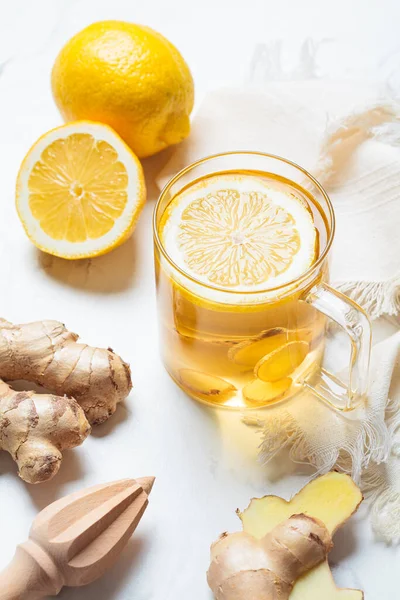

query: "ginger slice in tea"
xmin=243 ymin=377 xmax=292 ymax=405
xmin=228 ymin=328 xmax=288 ymax=366
xmin=178 ymin=368 xmax=236 ymax=399
xmin=229 ymin=327 xmax=314 ymax=367
xmin=255 ymin=340 xmax=309 ymax=382
xmin=176 ymin=328 xmax=236 ymax=348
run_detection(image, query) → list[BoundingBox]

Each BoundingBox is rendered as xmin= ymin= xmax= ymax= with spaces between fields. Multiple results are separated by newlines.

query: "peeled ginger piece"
xmin=238 ymin=472 xmax=363 ymax=600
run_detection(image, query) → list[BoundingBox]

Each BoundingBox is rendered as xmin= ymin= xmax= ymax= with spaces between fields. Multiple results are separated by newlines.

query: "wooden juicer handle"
xmin=0 ymin=477 xmax=155 ymax=600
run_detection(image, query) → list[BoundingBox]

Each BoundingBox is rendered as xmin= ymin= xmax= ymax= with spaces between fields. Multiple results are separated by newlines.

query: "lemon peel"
xmin=51 ymin=21 xmax=194 ymax=158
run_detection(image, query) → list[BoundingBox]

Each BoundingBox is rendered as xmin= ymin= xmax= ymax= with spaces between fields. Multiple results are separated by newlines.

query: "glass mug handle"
xmin=303 ymin=283 xmax=372 ymax=411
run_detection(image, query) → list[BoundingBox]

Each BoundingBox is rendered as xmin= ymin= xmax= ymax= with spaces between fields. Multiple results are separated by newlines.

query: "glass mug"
xmin=153 ymin=152 xmax=371 ymax=411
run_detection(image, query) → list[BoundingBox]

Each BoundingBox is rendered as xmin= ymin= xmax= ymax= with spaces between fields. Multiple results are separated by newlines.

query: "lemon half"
xmin=160 ymin=174 xmax=317 ymax=292
xmin=16 ymin=121 xmax=146 ymax=259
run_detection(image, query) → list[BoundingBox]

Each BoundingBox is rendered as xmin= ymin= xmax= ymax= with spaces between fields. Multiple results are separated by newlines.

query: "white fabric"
xmin=157 ymin=83 xmax=400 ymax=541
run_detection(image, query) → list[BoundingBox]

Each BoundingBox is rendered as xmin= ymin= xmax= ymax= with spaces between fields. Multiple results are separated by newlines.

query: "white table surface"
xmin=0 ymin=1 xmax=400 ymax=598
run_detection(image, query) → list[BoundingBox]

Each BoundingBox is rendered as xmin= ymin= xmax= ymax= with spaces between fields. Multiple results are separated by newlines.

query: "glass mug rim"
xmin=153 ymin=151 xmax=336 ymax=297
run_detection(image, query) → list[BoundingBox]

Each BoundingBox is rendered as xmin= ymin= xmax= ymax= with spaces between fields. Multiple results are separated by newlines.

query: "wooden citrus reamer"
xmin=0 ymin=477 xmax=154 ymax=599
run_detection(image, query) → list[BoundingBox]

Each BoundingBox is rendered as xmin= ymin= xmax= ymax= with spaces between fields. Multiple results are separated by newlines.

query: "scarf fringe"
xmin=335 ymin=276 xmax=400 ymax=320
xmin=363 ymin=465 xmax=400 ymax=544
xmin=248 ymin=39 xmax=322 ymax=82
xmin=255 ymin=404 xmax=390 ymax=486
xmin=360 ymin=394 xmax=400 ymax=543
xmin=370 ymin=489 xmax=400 ymax=544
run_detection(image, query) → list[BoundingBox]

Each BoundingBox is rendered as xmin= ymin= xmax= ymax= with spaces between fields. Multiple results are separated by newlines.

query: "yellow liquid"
xmin=155 ymin=170 xmax=329 ymax=408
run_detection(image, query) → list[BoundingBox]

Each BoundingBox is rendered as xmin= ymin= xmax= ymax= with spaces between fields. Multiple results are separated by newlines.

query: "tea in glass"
xmin=154 ymin=153 xmax=370 ymax=411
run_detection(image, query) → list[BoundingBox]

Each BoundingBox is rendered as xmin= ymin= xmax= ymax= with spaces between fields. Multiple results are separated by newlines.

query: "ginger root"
xmin=0 ymin=319 xmax=132 ymax=425
xmin=208 ymin=513 xmax=332 ymax=599
xmin=0 ymin=380 xmax=90 ymax=483
xmin=208 ymin=472 xmax=363 ymax=600
xmin=0 ymin=318 xmax=131 ymax=483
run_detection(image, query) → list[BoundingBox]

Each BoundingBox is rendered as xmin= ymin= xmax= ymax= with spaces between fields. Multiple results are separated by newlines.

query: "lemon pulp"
xmin=28 ymin=134 xmax=129 ymax=242
xmin=160 ymin=173 xmax=318 ymax=293
xmin=16 ymin=121 xmax=145 ymax=259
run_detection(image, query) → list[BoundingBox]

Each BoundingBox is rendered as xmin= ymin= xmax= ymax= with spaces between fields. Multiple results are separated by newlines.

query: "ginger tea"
xmin=155 ymin=169 xmax=329 ymax=408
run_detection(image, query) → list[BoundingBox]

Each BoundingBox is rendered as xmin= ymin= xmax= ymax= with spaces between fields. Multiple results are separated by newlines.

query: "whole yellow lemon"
xmin=51 ymin=21 xmax=194 ymax=158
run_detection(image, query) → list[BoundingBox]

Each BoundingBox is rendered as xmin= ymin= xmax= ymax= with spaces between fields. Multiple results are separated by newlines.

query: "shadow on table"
xmin=179 ymin=392 xmax=314 ymax=491
xmin=210 ymin=406 xmax=314 ymax=480
xmin=37 ymin=232 xmax=139 ymax=294
xmin=329 ymin=518 xmax=360 ymax=565
xmin=24 ymin=449 xmax=86 ymax=510
xmin=91 ymin=402 xmax=130 ymax=438
xmin=141 ymin=144 xmax=176 ymax=201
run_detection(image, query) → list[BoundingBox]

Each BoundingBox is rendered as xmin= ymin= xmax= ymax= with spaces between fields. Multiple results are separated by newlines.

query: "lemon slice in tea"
xmin=160 ymin=173 xmax=317 ymax=291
